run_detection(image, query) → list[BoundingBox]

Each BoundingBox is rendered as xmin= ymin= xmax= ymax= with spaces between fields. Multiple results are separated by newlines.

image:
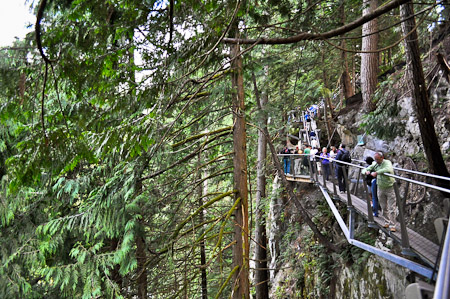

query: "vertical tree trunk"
xmin=252 ymin=73 xmax=269 ymax=299
xmin=361 ymin=0 xmax=379 ymax=112
xmin=231 ymin=31 xmax=250 ymax=299
xmin=136 ymin=235 xmax=147 ymax=298
xmin=400 ymin=2 xmax=450 ymax=185
xmin=352 ymin=53 xmax=356 ymax=93
xmin=197 ymin=153 xmax=208 ymax=299
xmin=322 ymin=51 xmax=334 ymax=141
xmin=134 ymin=175 xmax=148 ymax=299
xmin=340 ymin=1 xmax=354 ymax=99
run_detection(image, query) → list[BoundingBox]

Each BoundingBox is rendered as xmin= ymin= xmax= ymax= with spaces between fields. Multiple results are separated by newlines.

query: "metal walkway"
xmin=281 ymin=154 xmax=450 ymax=298
xmin=286 ymin=172 xmax=438 ymax=276
xmin=321 ymin=178 xmax=439 ymax=266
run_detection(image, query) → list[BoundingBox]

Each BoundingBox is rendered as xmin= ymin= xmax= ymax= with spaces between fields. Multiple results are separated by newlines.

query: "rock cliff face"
xmin=267 ymin=180 xmax=415 ymax=299
xmin=335 ymin=254 xmax=409 ymax=299
xmin=336 ymin=76 xmax=450 ymax=158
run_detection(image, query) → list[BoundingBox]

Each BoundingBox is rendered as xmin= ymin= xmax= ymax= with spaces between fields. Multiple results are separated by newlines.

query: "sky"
xmin=0 ymin=1 xmax=35 ymax=46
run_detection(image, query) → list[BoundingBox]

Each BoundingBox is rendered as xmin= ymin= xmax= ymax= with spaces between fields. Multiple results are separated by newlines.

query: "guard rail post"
xmin=342 ymin=162 xmax=353 ymax=209
xmin=349 ymin=206 xmax=356 ymax=239
xmin=362 ymin=179 xmax=377 ymax=228
xmin=290 ymin=155 xmax=294 ymax=176
xmin=322 ymin=159 xmax=327 ymax=191
xmin=313 ymin=158 xmax=319 ymax=184
xmin=433 ymin=215 xmax=450 ymax=299
xmin=308 ymin=159 xmax=314 ymax=182
xmin=331 ymin=161 xmax=339 ymax=200
xmin=393 ymin=181 xmax=414 ymax=256
xmin=354 ymin=169 xmax=361 ymax=196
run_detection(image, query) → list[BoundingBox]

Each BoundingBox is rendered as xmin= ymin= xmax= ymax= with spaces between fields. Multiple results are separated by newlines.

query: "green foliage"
xmin=360 ymin=80 xmax=406 ymax=140
xmin=339 ymin=230 xmax=376 ymax=274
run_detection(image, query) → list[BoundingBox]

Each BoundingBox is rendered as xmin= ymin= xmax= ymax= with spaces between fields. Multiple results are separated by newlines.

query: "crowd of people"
xmin=280 ymin=142 xmax=398 ymax=232
xmin=281 ymin=101 xmax=398 ymax=232
xmin=279 ymin=143 xmax=351 ymax=182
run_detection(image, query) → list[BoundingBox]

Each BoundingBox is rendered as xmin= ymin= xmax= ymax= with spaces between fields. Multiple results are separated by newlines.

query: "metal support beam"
xmin=342 ymin=165 xmax=352 ymax=208
xmin=393 ymin=181 xmax=414 ymax=256
xmin=318 ymin=185 xmax=434 ymax=280
xmin=362 ymin=179 xmax=377 ymax=228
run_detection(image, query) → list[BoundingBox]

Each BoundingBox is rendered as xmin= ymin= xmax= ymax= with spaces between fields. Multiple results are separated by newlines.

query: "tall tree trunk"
xmin=352 ymin=53 xmax=356 ymax=94
xmin=340 ymin=1 xmax=354 ymax=99
xmin=136 ymin=235 xmax=147 ymax=298
xmin=400 ymin=2 xmax=450 ymax=186
xmin=322 ymin=51 xmax=334 ymax=141
xmin=197 ymin=153 xmax=208 ymax=299
xmin=134 ymin=174 xmax=147 ymax=299
xmin=361 ymin=0 xmax=379 ymax=112
xmin=252 ymin=74 xmax=269 ymax=299
xmin=231 ymin=31 xmax=250 ymax=298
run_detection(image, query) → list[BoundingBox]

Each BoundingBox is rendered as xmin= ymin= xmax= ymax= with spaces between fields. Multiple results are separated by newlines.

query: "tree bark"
xmin=231 ymin=31 xmax=250 ymax=298
xmin=252 ymin=74 xmax=270 ymax=299
xmin=361 ymin=0 xmax=379 ymax=112
xmin=322 ymin=51 xmax=334 ymax=141
xmin=340 ymin=1 xmax=354 ymax=100
xmin=197 ymin=153 xmax=208 ymax=299
xmin=136 ymin=235 xmax=147 ymax=298
xmin=400 ymin=2 xmax=450 ymax=186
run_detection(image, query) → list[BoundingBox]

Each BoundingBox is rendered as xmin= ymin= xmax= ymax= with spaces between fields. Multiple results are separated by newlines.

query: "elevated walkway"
xmin=322 ymin=178 xmax=439 ymax=266
xmin=278 ymin=153 xmax=450 ymax=298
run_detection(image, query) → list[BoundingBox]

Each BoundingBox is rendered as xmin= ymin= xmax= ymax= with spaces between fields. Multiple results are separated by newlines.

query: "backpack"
xmin=341 ymin=150 xmax=351 ymax=163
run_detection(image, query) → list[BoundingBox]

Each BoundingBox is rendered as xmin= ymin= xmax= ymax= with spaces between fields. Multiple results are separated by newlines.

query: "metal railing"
xmin=277 ymin=153 xmax=450 ymax=297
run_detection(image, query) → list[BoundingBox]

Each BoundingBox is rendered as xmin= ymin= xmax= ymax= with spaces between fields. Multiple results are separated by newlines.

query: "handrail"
xmin=318 ymin=183 xmax=434 ymax=279
xmin=280 ymin=154 xmax=450 ymax=183
xmin=433 ymin=217 xmax=450 ymax=299
xmin=280 ymin=154 xmax=450 ymax=194
xmin=352 ymin=158 xmax=450 ymax=182
xmin=276 ymin=153 xmax=449 ymax=283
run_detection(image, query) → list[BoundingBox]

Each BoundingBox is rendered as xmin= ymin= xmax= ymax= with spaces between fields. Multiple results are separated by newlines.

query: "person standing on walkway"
xmin=335 ymin=144 xmax=350 ymax=193
xmin=362 ymin=152 xmax=397 ymax=231
xmin=363 ymin=156 xmax=378 ymax=217
xmin=310 ymin=146 xmax=319 ymax=174
xmin=280 ymin=146 xmax=291 ymax=175
xmin=330 ymin=146 xmax=337 ymax=159
xmin=330 ymin=146 xmax=338 ymax=178
xmin=302 ymin=145 xmax=311 ymax=173
xmin=320 ymin=147 xmax=331 ymax=181
xmin=311 ymin=137 xmax=319 ymax=149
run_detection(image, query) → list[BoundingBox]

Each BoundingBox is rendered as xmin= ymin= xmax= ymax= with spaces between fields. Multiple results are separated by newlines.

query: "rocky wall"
xmin=335 ymin=254 xmax=409 ymax=299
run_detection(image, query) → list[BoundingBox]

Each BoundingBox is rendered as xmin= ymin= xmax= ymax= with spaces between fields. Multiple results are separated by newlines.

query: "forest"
xmin=0 ymin=0 xmax=449 ymax=298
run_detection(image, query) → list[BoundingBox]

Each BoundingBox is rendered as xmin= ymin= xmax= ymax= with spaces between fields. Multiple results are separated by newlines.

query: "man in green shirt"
xmin=362 ymin=152 xmax=397 ymax=231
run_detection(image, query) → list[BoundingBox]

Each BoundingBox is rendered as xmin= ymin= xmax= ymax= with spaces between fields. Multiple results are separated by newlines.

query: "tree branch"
xmin=223 ymin=0 xmax=410 ymax=44
xmin=35 ymin=0 xmax=53 ymax=64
